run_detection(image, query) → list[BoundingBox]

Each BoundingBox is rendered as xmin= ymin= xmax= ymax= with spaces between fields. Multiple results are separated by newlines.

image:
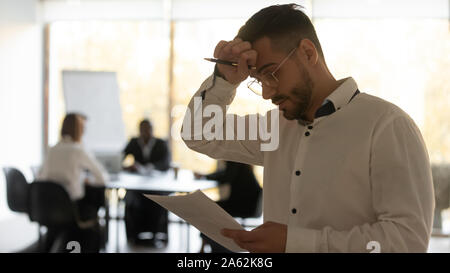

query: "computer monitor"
xmin=95 ymin=152 xmax=122 ymax=174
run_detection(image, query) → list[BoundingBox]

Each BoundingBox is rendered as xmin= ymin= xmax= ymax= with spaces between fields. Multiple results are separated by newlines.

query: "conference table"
xmin=104 ymin=169 xmax=218 ymax=252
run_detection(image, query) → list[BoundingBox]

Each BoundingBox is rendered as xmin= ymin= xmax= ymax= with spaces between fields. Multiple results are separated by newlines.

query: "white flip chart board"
xmin=62 ymin=70 xmax=126 ymax=153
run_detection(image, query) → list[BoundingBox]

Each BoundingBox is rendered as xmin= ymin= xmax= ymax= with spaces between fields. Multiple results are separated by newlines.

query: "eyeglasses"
xmin=247 ymin=47 xmax=297 ymax=96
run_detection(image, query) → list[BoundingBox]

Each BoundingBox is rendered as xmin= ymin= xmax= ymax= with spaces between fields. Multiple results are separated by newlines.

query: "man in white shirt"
xmin=181 ymin=4 xmax=434 ymax=252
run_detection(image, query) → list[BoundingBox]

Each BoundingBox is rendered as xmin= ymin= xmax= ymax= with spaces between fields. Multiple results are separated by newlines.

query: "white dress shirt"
xmin=138 ymin=137 xmax=156 ymax=162
xmin=38 ymin=136 xmax=109 ymax=200
xmin=182 ymin=74 xmax=435 ymax=253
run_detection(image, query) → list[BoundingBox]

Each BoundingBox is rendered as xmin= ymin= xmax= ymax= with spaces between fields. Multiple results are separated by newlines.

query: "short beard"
xmin=288 ymin=65 xmax=313 ymax=120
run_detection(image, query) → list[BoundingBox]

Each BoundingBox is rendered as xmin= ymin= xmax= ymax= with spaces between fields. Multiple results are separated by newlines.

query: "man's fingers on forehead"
xmin=214 ymin=40 xmax=228 ymax=58
xmin=231 ymin=41 xmax=252 ymax=54
xmin=224 ymin=39 xmax=243 ymax=51
xmin=241 ymin=50 xmax=257 ymax=65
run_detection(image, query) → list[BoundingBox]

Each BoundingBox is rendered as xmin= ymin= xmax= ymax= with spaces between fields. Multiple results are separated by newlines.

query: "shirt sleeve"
xmin=78 ymin=148 xmax=109 ymax=186
xmin=181 ymin=74 xmax=269 ymax=166
xmin=286 ymin=114 xmax=435 ymax=253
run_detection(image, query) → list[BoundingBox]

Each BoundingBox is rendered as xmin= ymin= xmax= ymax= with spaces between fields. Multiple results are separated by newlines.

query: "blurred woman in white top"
xmin=38 ymin=113 xmax=109 ymax=204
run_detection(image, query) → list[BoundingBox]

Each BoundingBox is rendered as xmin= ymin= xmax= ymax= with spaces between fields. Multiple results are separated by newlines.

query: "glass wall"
xmin=48 ymin=21 xmax=169 ymax=147
xmin=46 ymin=0 xmax=450 ymax=181
xmin=314 ymin=18 xmax=450 ymax=163
xmin=170 ymin=19 xmax=275 ymax=174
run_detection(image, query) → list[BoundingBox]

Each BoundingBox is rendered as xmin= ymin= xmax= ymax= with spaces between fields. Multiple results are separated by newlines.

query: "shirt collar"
xmin=325 ymin=77 xmax=359 ymax=112
xmin=297 ymin=77 xmax=359 ymax=125
xmin=61 ymin=135 xmax=74 ymax=143
xmin=138 ymin=137 xmax=155 ymax=148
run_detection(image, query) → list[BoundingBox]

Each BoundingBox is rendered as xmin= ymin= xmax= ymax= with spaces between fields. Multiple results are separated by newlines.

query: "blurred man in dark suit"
xmin=122 ymin=119 xmax=171 ymax=247
xmin=123 ymin=119 xmax=170 ymax=173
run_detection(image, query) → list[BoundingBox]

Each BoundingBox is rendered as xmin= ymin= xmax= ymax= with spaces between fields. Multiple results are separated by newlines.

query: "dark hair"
xmin=61 ymin=112 xmax=86 ymax=141
xmin=237 ymin=4 xmax=324 ymax=58
xmin=139 ymin=119 xmax=152 ymax=128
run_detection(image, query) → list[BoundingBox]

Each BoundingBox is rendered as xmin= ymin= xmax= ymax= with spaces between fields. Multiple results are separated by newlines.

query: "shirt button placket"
xmin=304 ymin=124 xmax=314 ymax=136
xmin=291 ymin=125 xmax=310 ymax=220
xmin=291 ymin=170 xmax=301 ymax=216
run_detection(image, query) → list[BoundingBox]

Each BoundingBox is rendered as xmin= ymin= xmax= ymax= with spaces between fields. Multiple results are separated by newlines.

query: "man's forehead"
xmin=77 ymin=115 xmax=85 ymax=123
xmin=251 ymin=37 xmax=285 ymax=72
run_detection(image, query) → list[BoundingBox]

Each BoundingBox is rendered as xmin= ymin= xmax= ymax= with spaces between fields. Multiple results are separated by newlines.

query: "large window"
xmin=46 ymin=0 xmax=450 ymax=181
xmin=170 ymin=19 xmax=275 ymax=175
xmin=48 ymin=21 xmax=169 ymax=146
xmin=48 ymin=18 xmax=275 ymax=180
xmin=314 ymin=18 xmax=450 ymax=163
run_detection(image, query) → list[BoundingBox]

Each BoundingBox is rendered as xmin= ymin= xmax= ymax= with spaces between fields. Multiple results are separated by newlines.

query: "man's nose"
xmin=262 ymin=85 xmax=277 ymax=100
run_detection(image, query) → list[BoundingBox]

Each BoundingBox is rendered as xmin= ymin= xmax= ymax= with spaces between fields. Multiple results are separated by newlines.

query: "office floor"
xmin=103 ymin=208 xmax=206 ymax=253
xmin=1 ymin=210 xmax=449 ymax=253
xmin=0 ymin=212 xmax=205 ymax=253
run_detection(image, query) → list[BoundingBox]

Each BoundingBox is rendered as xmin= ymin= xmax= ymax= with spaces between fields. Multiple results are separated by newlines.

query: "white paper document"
xmin=144 ymin=190 xmax=246 ymax=252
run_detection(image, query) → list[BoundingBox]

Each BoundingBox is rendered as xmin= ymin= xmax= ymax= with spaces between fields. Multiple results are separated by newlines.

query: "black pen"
xmin=204 ymin=58 xmax=256 ymax=70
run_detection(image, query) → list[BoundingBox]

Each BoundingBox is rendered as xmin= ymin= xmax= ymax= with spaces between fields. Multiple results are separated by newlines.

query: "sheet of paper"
xmin=144 ymin=190 xmax=246 ymax=252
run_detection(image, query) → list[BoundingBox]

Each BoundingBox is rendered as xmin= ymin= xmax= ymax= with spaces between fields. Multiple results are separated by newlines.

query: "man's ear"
xmin=298 ymin=39 xmax=319 ymax=65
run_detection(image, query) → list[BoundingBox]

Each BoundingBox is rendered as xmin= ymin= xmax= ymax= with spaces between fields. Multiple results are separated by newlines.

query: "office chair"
xmin=2 ymin=167 xmax=29 ymax=214
xmin=28 ymin=181 xmax=101 ymax=253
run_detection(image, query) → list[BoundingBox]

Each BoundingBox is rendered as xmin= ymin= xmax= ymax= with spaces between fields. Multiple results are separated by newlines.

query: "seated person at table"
xmin=38 ymin=112 xmax=108 ymax=251
xmin=122 ymin=118 xmax=171 ymax=246
xmin=195 ymin=161 xmax=262 ymax=253
xmin=123 ymin=119 xmax=170 ymax=174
